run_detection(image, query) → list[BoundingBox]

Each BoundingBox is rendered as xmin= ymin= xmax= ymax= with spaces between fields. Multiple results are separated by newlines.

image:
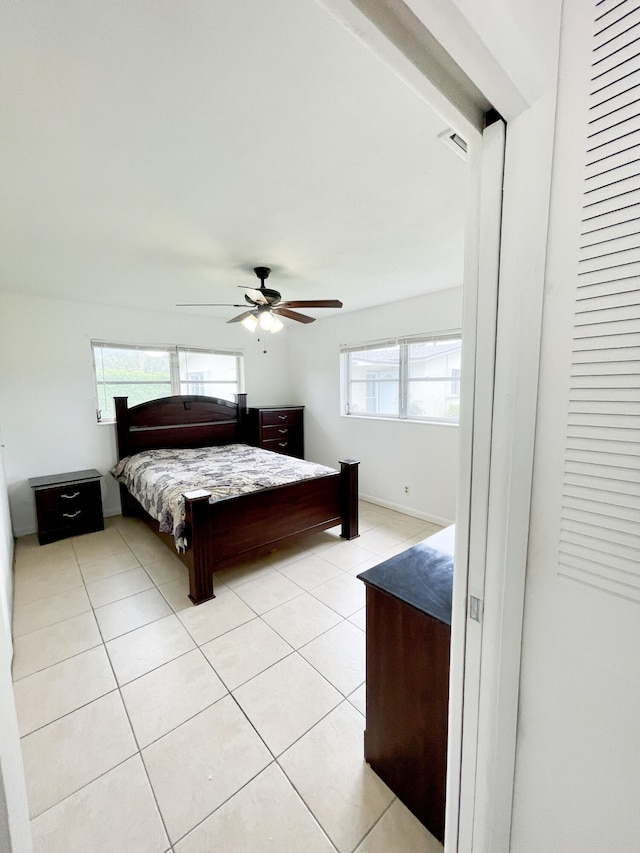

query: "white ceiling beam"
xmin=314 ymin=0 xmax=488 ymax=140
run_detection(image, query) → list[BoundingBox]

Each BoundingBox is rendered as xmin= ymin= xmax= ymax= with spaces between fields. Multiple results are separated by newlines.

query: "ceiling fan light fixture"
xmin=270 ymin=316 xmax=284 ymax=333
xmin=259 ymin=310 xmax=275 ymax=331
xmin=241 ymin=313 xmax=259 ymax=332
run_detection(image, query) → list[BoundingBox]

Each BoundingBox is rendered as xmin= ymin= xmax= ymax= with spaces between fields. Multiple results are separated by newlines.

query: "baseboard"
xmin=359 ymin=494 xmax=454 ymax=528
xmin=14 ymin=501 xmax=452 ymax=538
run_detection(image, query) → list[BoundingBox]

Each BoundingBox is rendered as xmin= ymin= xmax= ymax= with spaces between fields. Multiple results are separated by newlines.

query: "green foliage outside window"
xmin=92 ymin=342 xmax=242 ymax=422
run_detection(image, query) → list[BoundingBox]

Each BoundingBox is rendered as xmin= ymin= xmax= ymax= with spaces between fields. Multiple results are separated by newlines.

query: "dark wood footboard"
xmin=183 ymin=460 xmax=359 ymax=604
xmin=120 ymin=460 xmax=359 ymax=605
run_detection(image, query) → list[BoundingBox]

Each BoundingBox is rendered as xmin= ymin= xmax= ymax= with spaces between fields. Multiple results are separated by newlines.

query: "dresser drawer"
xmin=261 ymin=436 xmax=304 ymax=457
xmin=259 ymin=408 xmax=303 ymax=429
xmin=260 ymin=423 xmax=298 ymax=441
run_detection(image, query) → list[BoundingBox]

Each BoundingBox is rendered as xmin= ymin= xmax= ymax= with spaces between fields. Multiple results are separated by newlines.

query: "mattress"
xmin=111 ymin=443 xmax=337 ymax=550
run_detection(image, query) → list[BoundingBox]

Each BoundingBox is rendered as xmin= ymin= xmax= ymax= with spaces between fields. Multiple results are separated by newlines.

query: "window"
xmin=177 ymin=348 xmax=240 ymax=398
xmin=92 ymin=341 xmax=244 ymax=422
xmin=340 ymin=333 xmax=462 ymax=423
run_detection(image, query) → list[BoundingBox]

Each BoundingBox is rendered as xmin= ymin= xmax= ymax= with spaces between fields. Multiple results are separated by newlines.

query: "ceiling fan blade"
xmin=238 ymin=287 xmax=269 ymax=305
xmin=277 ymin=299 xmax=343 ymax=309
xmin=273 ymin=307 xmax=316 ymax=324
xmin=227 ymin=310 xmax=257 ymax=324
xmin=176 ymin=302 xmax=246 ymax=307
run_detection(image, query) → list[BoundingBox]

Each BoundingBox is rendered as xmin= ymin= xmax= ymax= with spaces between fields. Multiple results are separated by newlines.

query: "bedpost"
xmin=237 ymin=392 xmax=248 ymax=441
xmin=183 ymin=490 xmax=215 ymax=605
xmin=118 ymin=483 xmax=139 ymax=517
xmin=114 ymin=397 xmax=130 ymax=459
xmin=339 ymin=459 xmax=360 ymax=540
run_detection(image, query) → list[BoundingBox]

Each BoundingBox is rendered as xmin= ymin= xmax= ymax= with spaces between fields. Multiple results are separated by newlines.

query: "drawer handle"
xmin=278 ymin=415 xmax=288 ymax=420
xmin=278 ymin=428 xmax=288 ymax=434
xmin=278 ymin=442 xmax=288 ymax=447
xmin=61 ymin=491 xmax=80 ymax=499
xmin=63 ymin=510 xmax=82 ymax=519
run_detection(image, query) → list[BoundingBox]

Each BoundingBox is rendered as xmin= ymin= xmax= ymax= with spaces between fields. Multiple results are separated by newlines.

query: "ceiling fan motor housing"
xmin=254 ymin=266 xmax=271 ymax=281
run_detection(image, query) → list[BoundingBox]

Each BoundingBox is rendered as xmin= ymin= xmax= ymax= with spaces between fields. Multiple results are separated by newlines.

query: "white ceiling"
xmin=0 ymin=0 xmax=469 ymax=322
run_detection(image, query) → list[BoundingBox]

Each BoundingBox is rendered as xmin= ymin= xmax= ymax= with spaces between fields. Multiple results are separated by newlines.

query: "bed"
xmin=112 ymin=393 xmax=359 ymax=605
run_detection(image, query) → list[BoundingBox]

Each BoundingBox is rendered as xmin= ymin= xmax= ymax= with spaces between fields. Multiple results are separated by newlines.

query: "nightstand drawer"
xmin=29 ymin=469 xmax=104 ymax=545
xmin=37 ymin=481 xmax=101 ymax=525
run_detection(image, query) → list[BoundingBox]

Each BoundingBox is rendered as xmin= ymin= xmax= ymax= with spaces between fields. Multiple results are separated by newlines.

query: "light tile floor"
xmin=11 ymin=501 xmax=445 ymax=853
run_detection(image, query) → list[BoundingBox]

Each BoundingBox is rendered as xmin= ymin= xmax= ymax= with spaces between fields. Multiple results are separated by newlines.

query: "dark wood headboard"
xmin=114 ymin=393 xmax=248 ymax=459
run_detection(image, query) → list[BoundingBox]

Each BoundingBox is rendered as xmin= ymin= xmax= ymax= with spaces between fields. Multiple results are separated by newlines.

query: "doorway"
xmin=315 ymin=2 xmax=559 ymax=851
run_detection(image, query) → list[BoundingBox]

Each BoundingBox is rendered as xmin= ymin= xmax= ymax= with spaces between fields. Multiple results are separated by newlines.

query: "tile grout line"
xmin=20 ymin=526 xmax=173 ymax=847
xmin=13 ymin=506 xmax=431 ymax=851
xmin=71 ymin=525 xmax=351 ymax=846
xmin=74 ymin=527 xmax=175 ymax=850
xmin=347 ymin=797 xmax=399 ymax=853
xmin=181 ymin=587 xmax=366 ymax=846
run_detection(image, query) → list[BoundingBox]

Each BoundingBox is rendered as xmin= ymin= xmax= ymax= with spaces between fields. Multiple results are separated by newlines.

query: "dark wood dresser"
xmin=247 ymin=406 xmax=304 ymax=459
xmin=357 ymin=527 xmax=454 ymax=843
xmin=28 ymin=469 xmax=104 ymax=545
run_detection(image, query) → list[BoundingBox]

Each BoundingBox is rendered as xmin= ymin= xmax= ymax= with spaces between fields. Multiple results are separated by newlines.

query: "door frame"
xmin=448 ymin=115 xmax=505 ymax=850
xmin=315 ymin=1 xmax=562 ymax=849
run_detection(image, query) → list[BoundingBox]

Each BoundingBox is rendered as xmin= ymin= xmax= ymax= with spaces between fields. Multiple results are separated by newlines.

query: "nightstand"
xmin=247 ymin=406 xmax=304 ymax=458
xmin=28 ymin=469 xmax=104 ymax=545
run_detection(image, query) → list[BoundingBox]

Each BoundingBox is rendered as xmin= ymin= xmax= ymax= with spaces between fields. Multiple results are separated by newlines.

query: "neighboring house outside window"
xmin=341 ymin=334 xmax=462 ymax=423
xmin=185 ymin=371 xmax=205 ymax=396
xmin=91 ymin=341 xmax=244 ymax=422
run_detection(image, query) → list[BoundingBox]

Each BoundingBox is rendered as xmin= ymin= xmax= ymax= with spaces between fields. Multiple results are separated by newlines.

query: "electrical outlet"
xmin=404 ymin=485 xmax=410 ymax=495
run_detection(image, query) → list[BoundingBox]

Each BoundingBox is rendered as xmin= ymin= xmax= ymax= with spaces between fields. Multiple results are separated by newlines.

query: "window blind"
xmin=339 ymin=330 xmax=461 ymax=353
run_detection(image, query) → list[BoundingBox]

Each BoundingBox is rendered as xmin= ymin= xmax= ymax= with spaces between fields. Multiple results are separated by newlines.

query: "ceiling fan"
xmin=176 ymin=267 xmax=343 ymax=332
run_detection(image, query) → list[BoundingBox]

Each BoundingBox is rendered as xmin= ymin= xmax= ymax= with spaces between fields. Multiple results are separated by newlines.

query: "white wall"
xmin=0 ymin=288 xmax=461 ymax=536
xmin=0 ymin=291 xmax=292 ymax=536
xmin=0 ymin=426 xmax=12 ymax=648
xmin=288 ymin=287 xmax=462 ymax=524
xmin=0 ymin=435 xmax=31 ymax=852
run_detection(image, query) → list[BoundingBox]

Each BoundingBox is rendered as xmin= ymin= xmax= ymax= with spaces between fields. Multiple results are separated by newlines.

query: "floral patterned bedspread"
xmin=111 ymin=444 xmax=337 ymax=550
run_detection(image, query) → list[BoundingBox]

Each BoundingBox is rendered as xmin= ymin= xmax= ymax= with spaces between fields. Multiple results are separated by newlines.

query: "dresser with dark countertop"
xmin=358 ymin=525 xmax=454 ymax=843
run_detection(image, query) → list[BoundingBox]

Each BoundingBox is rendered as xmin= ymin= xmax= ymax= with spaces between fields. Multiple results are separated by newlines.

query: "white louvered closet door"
xmin=559 ymin=0 xmax=640 ymax=601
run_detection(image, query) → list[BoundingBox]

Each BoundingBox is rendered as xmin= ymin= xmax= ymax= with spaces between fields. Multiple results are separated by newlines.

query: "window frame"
xmin=91 ymin=340 xmax=245 ymax=423
xmin=340 ymin=331 xmax=462 ymax=425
